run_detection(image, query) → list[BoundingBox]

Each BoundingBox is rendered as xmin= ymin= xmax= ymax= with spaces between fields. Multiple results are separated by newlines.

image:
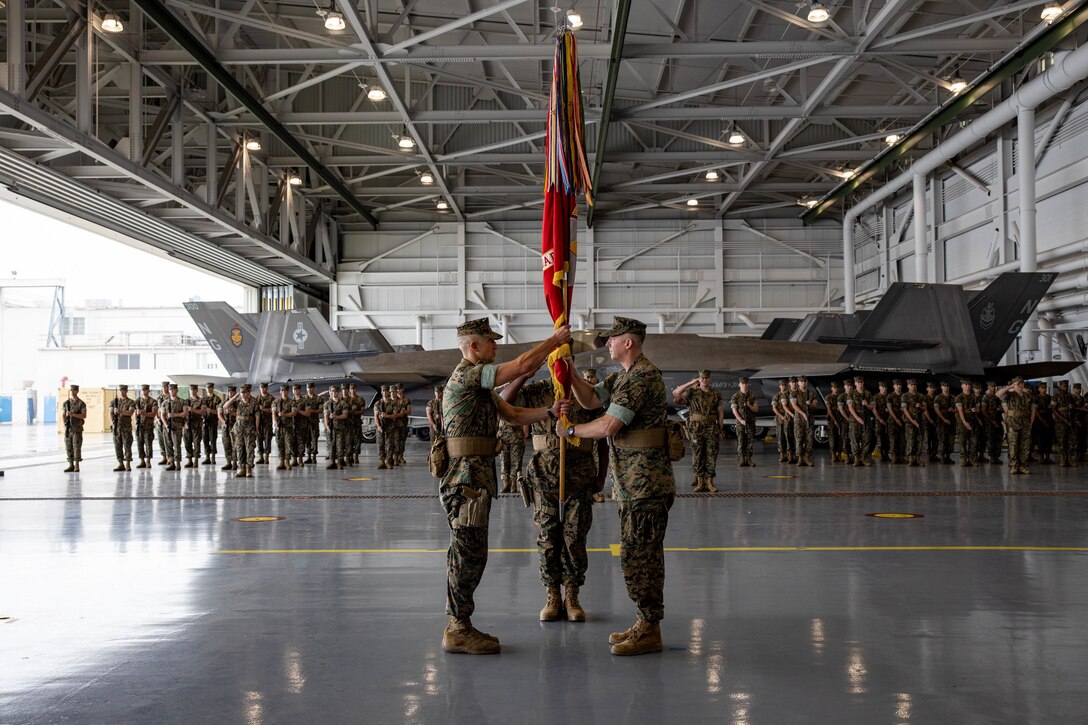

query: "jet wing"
xmin=983 ymin=360 xmax=1085 ymax=381
xmin=750 ymin=363 xmax=853 ymax=380
xmin=281 ymin=351 xmax=382 ymax=364
xmin=818 ymin=337 xmax=939 ymax=351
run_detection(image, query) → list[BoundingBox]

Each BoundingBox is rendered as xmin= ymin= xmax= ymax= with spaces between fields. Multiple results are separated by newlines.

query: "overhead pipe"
xmin=1019 ymin=106 xmax=1040 ymax=356
xmin=913 ymin=173 xmax=928 ymax=282
xmin=946 ymin=238 xmax=1088 ymax=286
xmin=1038 ymin=291 xmax=1088 ymax=312
xmin=841 ymin=41 xmax=1088 ymax=312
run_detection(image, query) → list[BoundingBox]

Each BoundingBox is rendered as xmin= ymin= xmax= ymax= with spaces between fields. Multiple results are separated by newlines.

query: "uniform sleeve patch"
xmin=481 ymin=363 xmax=499 ymax=390
xmin=606 ymin=403 xmax=635 ymax=425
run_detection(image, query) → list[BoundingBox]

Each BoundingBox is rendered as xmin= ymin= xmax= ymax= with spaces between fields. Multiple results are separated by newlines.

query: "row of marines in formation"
xmin=667 ymin=372 xmax=1088 ymax=487
xmin=62 ymin=380 xmax=416 ymax=475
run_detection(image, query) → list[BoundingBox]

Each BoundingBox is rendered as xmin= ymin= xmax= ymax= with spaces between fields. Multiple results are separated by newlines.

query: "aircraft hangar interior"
xmin=3 ymin=0 xmax=1088 ymax=722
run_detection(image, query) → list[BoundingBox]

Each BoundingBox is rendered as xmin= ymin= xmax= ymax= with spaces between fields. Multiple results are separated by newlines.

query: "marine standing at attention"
xmin=183 ymin=384 xmax=205 ymax=469
xmin=730 ymin=377 xmax=759 ymax=468
xmin=439 ymin=318 xmax=570 ymax=656
xmin=135 ymin=384 xmax=158 ymax=469
xmin=273 ymin=387 xmax=296 ymax=470
xmin=219 ymin=385 xmax=238 ymax=471
xmin=673 ymin=370 xmax=724 ymax=491
xmin=256 ymin=382 xmax=276 ymax=465
xmin=427 ymin=385 xmax=445 ymax=436
xmin=998 ymin=377 xmax=1035 ymax=475
xmin=110 ymin=384 xmax=138 ymax=472
xmin=790 ymin=376 xmax=818 ymax=467
xmin=374 ymin=385 xmax=394 ymax=470
xmin=562 ymin=316 xmax=676 ymax=656
xmin=160 ymin=384 xmax=188 ymax=471
xmin=63 ymin=385 xmax=87 ymax=473
xmin=201 ymin=383 xmax=222 ymax=466
xmin=772 ymin=379 xmax=793 ymax=463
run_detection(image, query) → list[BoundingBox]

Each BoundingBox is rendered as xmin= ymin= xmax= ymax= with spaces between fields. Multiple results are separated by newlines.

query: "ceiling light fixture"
xmin=245 ymin=137 xmax=261 ymax=152
xmin=1041 ymin=2 xmax=1063 ymax=24
xmin=884 ymin=133 xmax=901 ymax=145
xmin=727 ymin=127 xmax=745 ymax=145
xmin=806 ymin=1 xmax=830 ymax=23
xmin=705 ymin=170 xmax=720 ymax=181
xmin=288 ymin=172 xmax=303 ymax=186
xmin=566 ymin=9 xmax=583 ymax=29
xmin=436 ymin=199 xmax=449 ymax=211
xmin=420 ymin=172 xmax=435 ymax=185
xmin=397 ymin=133 xmax=416 ymax=150
xmin=101 ymin=13 xmax=124 ymax=33
xmin=317 ymin=8 xmax=346 ymax=31
xmin=686 ymin=198 xmax=699 ymax=207
xmin=947 ymin=75 xmax=967 ymax=94
xmin=366 ymin=84 xmax=387 ymax=102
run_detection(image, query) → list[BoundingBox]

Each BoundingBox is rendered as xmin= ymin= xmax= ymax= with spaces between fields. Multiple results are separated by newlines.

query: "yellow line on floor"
xmin=216 ymin=545 xmax=1088 ymax=554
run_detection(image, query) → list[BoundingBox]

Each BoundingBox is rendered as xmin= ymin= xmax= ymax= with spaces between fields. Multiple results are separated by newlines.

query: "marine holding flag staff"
xmin=439 ymin=318 xmax=571 ymax=656
xmin=560 ymin=316 xmax=677 ymax=657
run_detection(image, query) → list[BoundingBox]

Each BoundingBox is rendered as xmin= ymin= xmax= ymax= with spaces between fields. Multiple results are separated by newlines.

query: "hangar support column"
xmin=1018 ymin=106 xmax=1040 ymax=359
xmin=912 ymin=173 xmax=927 ymax=283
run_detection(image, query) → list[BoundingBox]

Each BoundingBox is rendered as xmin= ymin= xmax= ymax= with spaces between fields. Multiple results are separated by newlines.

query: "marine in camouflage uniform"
xmin=980 ymin=381 xmax=1004 ymax=464
xmin=825 ymin=382 xmax=843 ymax=464
xmin=155 ymin=380 xmax=171 ymax=465
xmin=324 ymin=387 xmax=351 ymax=469
xmin=886 ymin=380 xmax=905 ymax=464
xmin=255 ymin=383 xmax=276 ymax=465
xmin=872 ymin=382 xmax=890 ymax=463
xmin=290 ymin=385 xmax=307 ymax=466
xmin=843 ymin=377 xmax=873 ymax=466
xmin=427 ymin=386 xmax=444 ymax=436
xmin=374 ymin=386 xmax=395 ymax=469
xmin=1073 ymin=383 xmax=1088 ymax=462
xmin=183 ymin=385 xmax=205 ymax=468
xmin=771 ymin=380 xmax=794 ymax=463
xmin=1033 ymin=384 xmax=1054 ymax=463
xmin=62 ymin=386 xmax=87 ymax=472
xmin=219 ymin=386 xmax=239 ymax=470
xmin=837 ymin=380 xmax=855 ymax=462
xmin=110 ymin=385 xmax=138 ymax=471
xmin=134 ymin=384 xmax=158 ymax=468
xmin=998 ymin=378 xmax=1035 ymax=474
xmin=900 ymin=379 xmax=927 ymax=466
xmin=347 ymin=384 xmax=364 ymax=464
xmin=784 ymin=378 xmax=799 ymax=461
xmin=790 ymin=377 xmax=819 ymax=466
xmin=225 ymin=384 xmax=260 ymax=477
xmin=564 ymin=316 xmax=676 ymax=657
xmin=1052 ymin=380 xmax=1078 ymax=467
xmin=673 ymin=370 xmax=723 ymax=490
xmin=160 ymin=385 xmax=188 ymax=471
xmin=953 ymin=380 xmax=979 ymax=466
xmin=273 ymin=388 xmax=296 ymax=470
xmin=497 ymin=414 xmax=526 ymax=493
xmin=504 ymin=375 xmax=599 ymax=622
xmin=304 ymin=383 xmax=322 ymax=463
xmin=933 ymin=383 xmax=956 ymax=464
xmin=731 ymin=378 xmax=759 ymax=467
xmin=394 ymin=385 xmax=411 ymax=465
xmin=924 ymin=383 xmax=940 ymax=461
xmin=439 ymin=317 xmax=569 ymax=655
xmin=202 ymin=384 xmax=222 ymax=465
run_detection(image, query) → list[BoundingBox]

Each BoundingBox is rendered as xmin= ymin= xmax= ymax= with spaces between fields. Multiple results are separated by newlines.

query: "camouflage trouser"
xmin=875 ymin=423 xmax=888 ymax=460
xmin=973 ymin=422 xmax=985 ymax=459
xmin=827 ymin=422 xmax=843 ymax=458
xmin=529 ymin=449 xmax=595 ymax=588
xmin=734 ymin=422 xmax=755 ymax=458
xmin=276 ymin=425 xmax=295 ymax=462
xmin=498 ymin=433 xmax=525 ymax=482
xmin=775 ymin=420 xmax=791 ymax=457
xmin=347 ymin=420 xmax=359 ymax=456
xmin=441 ymin=479 xmax=493 ymax=620
xmin=65 ymin=429 xmax=83 ymax=463
xmin=904 ymin=423 xmax=924 ymax=460
xmin=784 ymin=420 xmax=796 ymax=456
xmin=184 ymin=420 xmax=203 ymax=459
xmin=887 ymin=422 xmax=904 ymax=463
xmin=113 ymin=426 xmax=134 ymax=462
xmin=848 ymin=420 xmax=871 ymax=459
xmin=222 ymin=425 xmax=236 ymax=466
xmin=328 ymin=426 xmax=347 ymax=464
xmin=166 ymin=426 xmax=183 ymax=462
xmin=1056 ymin=422 xmax=1075 ymax=460
xmin=1007 ymin=422 xmax=1031 ymax=469
xmin=925 ymin=422 xmax=938 ymax=457
xmin=955 ymin=423 xmax=976 ymax=463
xmin=985 ymin=421 xmax=1004 ymax=461
xmin=293 ymin=423 xmax=307 ymax=460
xmin=309 ymin=420 xmax=320 ymax=456
xmin=258 ymin=415 xmax=273 ymax=456
xmin=156 ymin=419 xmax=168 ymax=460
xmin=376 ymin=428 xmax=393 ymax=462
xmin=203 ymin=417 xmax=218 ymax=455
xmin=936 ymin=423 xmax=954 ymax=459
xmin=793 ymin=417 xmax=813 ymax=460
xmin=398 ymin=425 xmax=409 ymax=457
xmin=619 ymin=495 xmax=673 ymax=623
xmin=137 ymin=424 xmax=155 ymax=460
xmin=689 ymin=425 xmax=720 ymax=478
xmin=234 ymin=426 xmax=257 ymax=468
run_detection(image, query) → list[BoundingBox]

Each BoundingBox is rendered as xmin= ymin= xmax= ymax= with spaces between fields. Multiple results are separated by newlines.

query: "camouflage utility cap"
xmin=699 ymin=369 xmax=711 ymax=378
xmin=119 ymin=384 xmax=128 ymax=391
xmin=596 ymin=316 xmax=647 ymax=342
xmin=738 ymin=376 xmax=749 ymax=384
xmin=457 ymin=317 xmax=502 ymax=340
xmin=1010 ymin=376 xmax=1024 ymax=384
xmin=798 ymin=375 xmax=808 ymax=382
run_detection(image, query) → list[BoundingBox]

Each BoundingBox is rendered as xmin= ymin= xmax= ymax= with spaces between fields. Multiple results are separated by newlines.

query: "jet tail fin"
xmin=182 ymin=301 xmax=257 ymax=375
xmin=968 ymin=272 xmax=1059 ymax=365
xmin=249 ymin=308 xmax=363 ymax=384
xmin=760 ymin=318 xmax=801 ymax=340
xmin=836 ymin=283 xmax=983 ymax=376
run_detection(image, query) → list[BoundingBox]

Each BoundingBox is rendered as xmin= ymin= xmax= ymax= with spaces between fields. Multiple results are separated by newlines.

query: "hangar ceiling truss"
xmin=0 ymin=0 xmax=1085 ymax=294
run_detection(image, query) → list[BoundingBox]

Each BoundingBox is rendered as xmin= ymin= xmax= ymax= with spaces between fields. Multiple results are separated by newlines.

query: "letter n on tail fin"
xmin=967 ymin=272 xmax=1058 ymax=366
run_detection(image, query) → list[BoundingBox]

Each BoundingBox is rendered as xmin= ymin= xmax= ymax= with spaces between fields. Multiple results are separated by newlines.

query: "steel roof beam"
xmin=264 ymin=149 xmax=890 ymax=166
xmin=587 ymin=0 xmax=633 ymax=228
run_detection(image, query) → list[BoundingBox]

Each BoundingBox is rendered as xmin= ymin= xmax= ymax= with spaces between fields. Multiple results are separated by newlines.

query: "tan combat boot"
xmin=610 ymin=620 xmax=663 ymax=656
xmin=113 ymin=463 xmax=126 ymax=472
xmin=539 ymin=586 xmax=562 ymax=622
xmin=693 ymin=477 xmax=706 ymax=492
xmin=609 ymin=621 xmax=641 ymax=645
xmin=377 ymin=459 xmax=389 ymax=470
xmin=125 ymin=462 xmax=132 ymax=471
xmin=63 ymin=463 xmax=75 ymax=473
xmin=705 ymin=478 xmax=718 ymax=493
xmin=442 ymin=617 xmax=500 ymax=655
xmin=276 ymin=462 xmax=287 ymax=471
xmin=747 ymin=457 xmax=756 ymax=468
xmin=564 ymin=586 xmax=585 ymax=622
xmin=1059 ymin=455 xmax=1069 ymax=468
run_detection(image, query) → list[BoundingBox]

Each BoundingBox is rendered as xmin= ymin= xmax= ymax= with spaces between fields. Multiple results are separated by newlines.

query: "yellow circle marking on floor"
xmin=346 ymin=477 xmax=375 ymax=481
xmin=866 ymin=512 xmax=923 ymax=519
xmin=233 ymin=516 xmax=285 ymax=523
xmin=766 ymin=475 xmax=797 ymax=479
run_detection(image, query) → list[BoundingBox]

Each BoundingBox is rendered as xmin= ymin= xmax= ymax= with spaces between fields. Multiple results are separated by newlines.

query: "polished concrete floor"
xmin=2 ymin=430 xmax=1088 ymax=724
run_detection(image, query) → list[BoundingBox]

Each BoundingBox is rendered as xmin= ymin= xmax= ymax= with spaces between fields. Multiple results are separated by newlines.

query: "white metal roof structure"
xmin=1 ymin=0 xmax=1086 ymax=297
